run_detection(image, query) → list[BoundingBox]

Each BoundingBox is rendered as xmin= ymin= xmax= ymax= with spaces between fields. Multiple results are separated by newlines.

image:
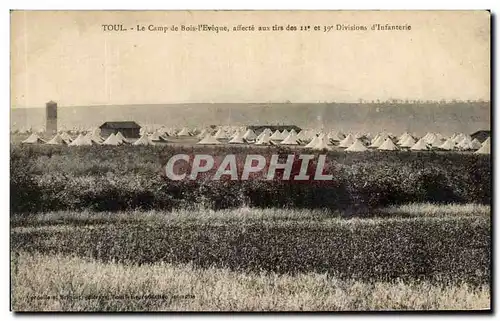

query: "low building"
xmin=99 ymin=121 xmax=141 ymax=138
xmin=471 ymin=130 xmax=491 ymax=143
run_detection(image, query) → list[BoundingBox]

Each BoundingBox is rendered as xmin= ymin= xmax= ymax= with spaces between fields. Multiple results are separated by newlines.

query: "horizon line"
xmin=11 ymin=99 xmax=492 ymax=109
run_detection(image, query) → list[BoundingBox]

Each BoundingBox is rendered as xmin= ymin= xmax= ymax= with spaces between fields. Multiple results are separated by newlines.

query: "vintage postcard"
xmin=10 ymin=10 xmax=490 ymax=312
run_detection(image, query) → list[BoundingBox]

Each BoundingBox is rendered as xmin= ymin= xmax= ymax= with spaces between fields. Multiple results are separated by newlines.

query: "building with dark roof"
xmin=471 ymin=130 xmax=491 ymax=143
xmin=99 ymin=121 xmax=141 ymax=138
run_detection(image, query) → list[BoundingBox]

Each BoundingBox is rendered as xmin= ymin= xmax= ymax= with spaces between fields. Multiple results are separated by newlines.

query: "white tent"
xmin=471 ymin=138 xmax=483 ymax=150
xmin=475 ymin=138 xmax=490 ymax=154
xmin=177 ymin=127 xmax=191 ymax=137
xmin=296 ymin=130 xmax=307 ymax=141
xmin=281 ymin=129 xmax=289 ymax=137
xmin=59 ymin=132 xmax=73 ymax=143
xmin=280 ymin=133 xmax=299 ymax=145
xmin=399 ymin=135 xmax=416 ymax=148
xmin=371 ymin=132 xmax=389 ymax=145
xmin=345 ymin=139 xmax=368 ymax=152
xmin=242 ymin=129 xmax=257 ymax=141
xmin=438 ymin=138 xmax=457 ymax=151
xmin=378 ymin=138 xmax=399 ymax=151
xmin=328 ymin=131 xmax=344 ymax=142
xmin=422 ymin=132 xmax=434 ymax=142
xmin=102 ymin=133 xmax=122 ymax=146
xmin=229 ymin=131 xmax=246 ymax=144
xmin=133 ymin=134 xmax=154 ymax=146
xmin=255 ymin=132 xmax=274 ymax=145
xmin=269 ymin=130 xmax=283 ymax=141
xmin=22 ymin=133 xmax=46 ymax=144
xmin=149 ymin=131 xmax=166 ymax=142
xmin=46 ymin=133 xmax=68 ymax=145
xmin=69 ymin=134 xmax=93 ymax=146
xmin=398 ymin=132 xmax=410 ymax=142
xmin=214 ymin=128 xmax=229 ymax=140
xmin=304 ymin=136 xmax=320 ymax=148
xmin=312 ymin=136 xmax=332 ymax=151
xmin=369 ymin=135 xmax=386 ymax=148
xmin=197 ymin=129 xmax=210 ymax=139
xmin=115 ymin=131 xmax=130 ymax=144
xmin=262 ymin=128 xmax=272 ymax=135
xmin=427 ymin=135 xmax=445 ymax=147
xmin=410 ymin=138 xmax=431 ymax=151
xmin=339 ymin=133 xmax=356 ymax=148
xmin=197 ymin=133 xmax=222 ymax=145
xmin=452 ymin=133 xmax=467 ymax=143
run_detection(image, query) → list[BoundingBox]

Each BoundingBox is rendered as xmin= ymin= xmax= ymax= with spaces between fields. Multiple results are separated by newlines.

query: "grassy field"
xmin=11 ymin=252 xmax=490 ymax=312
xmin=11 ymin=204 xmax=491 ymax=311
xmin=10 ymin=142 xmax=491 ymax=311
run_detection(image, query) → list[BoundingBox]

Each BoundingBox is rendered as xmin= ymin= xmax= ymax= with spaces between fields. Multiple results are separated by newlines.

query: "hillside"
xmin=10 ymin=102 xmax=490 ymax=135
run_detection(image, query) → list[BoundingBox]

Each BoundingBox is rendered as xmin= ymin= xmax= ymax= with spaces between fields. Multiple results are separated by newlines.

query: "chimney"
xmin=46 ymin=101 xmax=57 ymax=134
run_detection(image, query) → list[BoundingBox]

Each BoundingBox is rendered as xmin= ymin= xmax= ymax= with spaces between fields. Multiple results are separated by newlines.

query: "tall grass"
xmin=12 ymin=252 xmax=490 ymax=311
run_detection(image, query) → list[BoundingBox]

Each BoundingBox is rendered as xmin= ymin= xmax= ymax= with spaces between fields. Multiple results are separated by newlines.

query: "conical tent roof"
xmin=371 ymin=132 xmax=389 ymax=145
xmin=398 ymin=132 xmax=410 ymax=142
xmin=280 ymin=133 xmax=299 ymax=145
xmin=177 ymin=127 xmax=191 ymax=136
xmin=305 ymin=136 xmax=320 ymax=148
xmin=115 ymin=131 xmax=130 ymax=143
xmin=410 ymin=138 xmax=431 ymax=151
xmin=59 ymin=132 xmax=73 ymax=142
xmin=22 ymin=133 xmax=45 ymax=144
xmin=328 ymin=131 xmax=344 ymax=141
xmin=457 ymin=136 xmax=473 ymax=148
xmin=400 ymin=135 xmax=416 ymax=148
xmin=422 ymin=132 xmax=436 ymax=143
xmin=197 ymin=133 xmax=222 ymax=145
xmin=262 ymin=128 xmax=272 ymax=135
xmin=214 ymin=128 xmax=228 ymax=139
xmin=339 ymin=133 xmax=356 ymax=148
xmin=458 ymin=140 xmax=476 ymax=151
xmin=134 ymin=134 xmax=154 ymax=146
xmin=313 ymin=136 xmax=332 ymax=151
xmin=369 ymin=135 xmax=386 ymax=148
xmin=438 ymin=138 xmax=456 ymax=150
xmin=197 ymin=129 xmax=209 ymax=138
xmin=345 ymin=139 xmax=368 ymax=152
xmin=471 ymin=138 xmax=483 ymax=149
xmin=427 ymin=135 xmax=445 ymax=147
xmin=281 ymin=129 xmax=289 ymax=137
xmin=242 ymin=129 xmax=257 ymax=141
xmin=255 ymin=132 xmax=273 ymax=145
xmin=229 ymin=131 xmax=245 ymax=144
xmin=149 ymin=131 xmax=166 ymax=142
xmin=378 ymin=138 xmax=399 ymax=151
xmin=270 ymin=130 xmax=283 ymax=140
xmin=69 ymin=134 xmax=93 ymax=146
xmin=452 ymin=133 xmax=466 ymax=143
xmin=102 ymin=133 xmax=122 ymax=145
xmin=482 ymin=137 xmax=491 ymax=147
xmin=475 ymin=139 xmax=490 ymax=154
xmin=46 ymin=133 xmax=67 ymax=145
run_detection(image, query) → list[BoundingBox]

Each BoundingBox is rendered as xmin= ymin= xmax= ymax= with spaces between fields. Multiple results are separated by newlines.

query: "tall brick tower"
xmin=46 ymin=101 xmax=57 ymax=134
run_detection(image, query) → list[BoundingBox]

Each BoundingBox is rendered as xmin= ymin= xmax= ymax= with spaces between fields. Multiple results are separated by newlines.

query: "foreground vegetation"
xmin=11 ymin=206 xmax=490 ymax=285
xmin=11 ymin=144 xmax=490 ymax=213
xmin=11 ymin=252 xmax=490 ymax=311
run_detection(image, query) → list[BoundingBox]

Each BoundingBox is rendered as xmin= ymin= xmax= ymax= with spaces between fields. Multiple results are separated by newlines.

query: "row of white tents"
xmin=194 ymin=128 xmax=491 ymax=154
xmin=20 ymin=127 xmax=491 ymax=154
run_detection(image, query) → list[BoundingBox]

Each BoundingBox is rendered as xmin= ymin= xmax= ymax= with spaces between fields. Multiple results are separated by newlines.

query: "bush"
xmin=10 ymin=145 xmax=491 ymax=213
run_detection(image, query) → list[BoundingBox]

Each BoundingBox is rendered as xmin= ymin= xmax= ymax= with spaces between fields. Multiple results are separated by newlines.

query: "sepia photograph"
xmin=9 ymin=10 xmax=491 ymax=312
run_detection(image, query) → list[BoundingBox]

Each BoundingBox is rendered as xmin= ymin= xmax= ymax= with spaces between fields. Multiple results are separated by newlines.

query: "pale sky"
xmin=11 ymin=10 xmax=490 ymax=108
